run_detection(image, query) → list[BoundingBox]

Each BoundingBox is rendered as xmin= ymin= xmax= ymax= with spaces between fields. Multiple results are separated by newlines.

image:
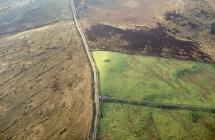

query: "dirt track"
xmin=69 ymin=0 xmax=100 ymax=139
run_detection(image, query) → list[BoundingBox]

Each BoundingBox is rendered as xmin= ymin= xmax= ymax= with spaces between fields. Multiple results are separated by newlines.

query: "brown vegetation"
xmin=86 ymin=24 xmax=213 ymax=63
xmin=76 ymin=0 xmax=215 ymax=62
xmin=0 ymin=21 xmax=92 ymax=140
xmin=75 ymin=0 xmax=182 ymax=27
xmin=0 ymin=0 xmax=72 ymax=35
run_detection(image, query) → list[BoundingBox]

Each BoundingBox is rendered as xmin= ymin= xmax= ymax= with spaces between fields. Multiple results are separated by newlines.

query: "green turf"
xmin=99 ymin=103 xmax=215 ymax=140
xmin=93 ymin=51 xmax=215 ymax=107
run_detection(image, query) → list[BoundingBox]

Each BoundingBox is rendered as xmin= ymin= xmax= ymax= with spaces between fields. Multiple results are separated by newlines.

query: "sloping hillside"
xmin=0 ymin=21 xmax=92 ymax=140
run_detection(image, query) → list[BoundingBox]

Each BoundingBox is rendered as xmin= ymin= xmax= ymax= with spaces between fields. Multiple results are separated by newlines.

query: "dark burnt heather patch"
xmin=211 ymin=23 xmax=215 ymax=34
xmin=165 ymin=11 xmax=185 ymax=22
xmin=165 ymin=11 xmax=187 ymax=27
xmin=164 ymin=10 xmax=210 ymax=30
xmin=188 ymin=22 xmax=200 ymax=30
xmin=86 ymin=24 xmax=213 ymax=63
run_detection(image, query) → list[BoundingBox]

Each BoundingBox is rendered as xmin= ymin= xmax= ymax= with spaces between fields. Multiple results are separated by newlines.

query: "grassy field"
xmin=93 ymin=51 xmax=215 ymax=107
xmin=99 ymin=103 xmax=215 ymax=140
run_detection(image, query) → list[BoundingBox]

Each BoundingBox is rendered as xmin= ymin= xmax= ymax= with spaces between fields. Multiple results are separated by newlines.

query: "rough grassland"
xmin=78 ymin=0 xmax=215 ymax=62
xmin=0 ymin=0 xmax=72 ymax=35
xmin=93 ymin=51 xmax=215 ymax=107
xmin=75 ymin=0 xmax=183 ymax=26
xmin=0 ymin=21 xmax=92 ymax=140
xmin=99 ymin=103 xmax=215 ymax=140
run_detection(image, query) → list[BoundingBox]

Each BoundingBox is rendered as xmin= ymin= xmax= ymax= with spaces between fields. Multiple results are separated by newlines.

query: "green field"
xmin=93 ymin=51 xmax=215 ymax=107
xmin=99 ymin=103 xmax=215 ymax=140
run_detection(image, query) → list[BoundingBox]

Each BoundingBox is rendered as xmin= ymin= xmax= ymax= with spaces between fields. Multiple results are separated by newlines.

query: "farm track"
xmin=69 ymin=0 xmax=100 ymax=140
xmin=101 ymin=96 xmax=215 ymax=113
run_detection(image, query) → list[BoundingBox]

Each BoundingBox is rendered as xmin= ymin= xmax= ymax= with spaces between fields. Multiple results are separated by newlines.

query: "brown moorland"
xmin=0 ymin=0 xmax=72 ymax=35
xmin=0 ymin=21 xmax=92 ymax=140
xmin=75 ymin=0 xmax=215 ymax=63
xmin=86 ymin=24 xmax=213 ymax=63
